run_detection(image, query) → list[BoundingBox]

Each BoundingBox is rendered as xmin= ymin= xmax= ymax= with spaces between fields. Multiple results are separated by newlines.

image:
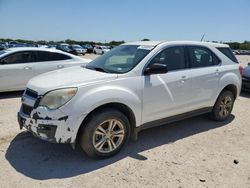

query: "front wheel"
xmin=210 ymin=90 xmax=235 ymax=121
xmin=79 ymin=109 xmax=130 ymax=159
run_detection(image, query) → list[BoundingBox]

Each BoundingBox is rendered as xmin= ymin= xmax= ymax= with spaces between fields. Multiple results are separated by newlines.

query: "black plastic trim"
xmin=133 ymin=107 xmax=213 ymax=139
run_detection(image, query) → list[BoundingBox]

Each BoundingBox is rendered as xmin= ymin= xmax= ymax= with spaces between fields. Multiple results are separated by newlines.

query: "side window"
xmin=150 ymin=46 xmax=186 ymax=71
xmin=188 ymin=47 xmax=220 ymax=68
xmin=50 ymin=52 xmax=71 ymax=61
xmin=1 ymin=52 xmax=33 ymax=64
xmin=36 ymin=51 xmax=71 ymax=62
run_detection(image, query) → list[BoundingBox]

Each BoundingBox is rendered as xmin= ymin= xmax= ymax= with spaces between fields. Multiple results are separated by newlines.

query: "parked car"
xmin=69 ymin=44 xmax=87 ymax=55
xmin=18 ymin=41 xmax=241 ymax=159
xmin=0 ymin=43 xmax=7 ymax=50
xmin=93 ymin=46 xmax=110 ymax=54
xmin=83 ymin=44 xmax=94 ymax=53
xmin=47 ymin=44 xmax=57 ymax=49
xmin=242 ymin=63 xmax=250 ymax=92
xmin=56 ymin=43 xmax=72 ymax=53
xmin=238 ymin=50 xmax=250 ymax=55
xmin=0 ymin=47 xmax=91 ymax=92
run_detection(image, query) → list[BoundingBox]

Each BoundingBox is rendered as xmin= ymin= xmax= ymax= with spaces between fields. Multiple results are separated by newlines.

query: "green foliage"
xmin=226 ymin=41 xmax=250 ymax=50
xmin=0 ymin=38 xmax=249 ymax=50
xmin=0 ymin=38 xmax=125 ymax=47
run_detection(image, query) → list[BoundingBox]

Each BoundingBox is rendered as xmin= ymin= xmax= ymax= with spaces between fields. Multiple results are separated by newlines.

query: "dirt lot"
xmin=0 ymin=55 xmax=250 ymax=188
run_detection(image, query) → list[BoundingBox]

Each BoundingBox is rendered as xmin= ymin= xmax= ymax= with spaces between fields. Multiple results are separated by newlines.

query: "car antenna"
xmin=200 ymin=33 xmax=205 ymax=41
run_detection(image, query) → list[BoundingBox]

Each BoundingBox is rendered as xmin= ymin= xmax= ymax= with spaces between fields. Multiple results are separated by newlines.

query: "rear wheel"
xmin=79 ymin=109 xmax=130 ymax=159
xmin=210 ymin=90 xmax=235 ymax=121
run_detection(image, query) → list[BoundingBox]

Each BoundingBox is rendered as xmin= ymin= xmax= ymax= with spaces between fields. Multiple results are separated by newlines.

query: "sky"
xmin=0 ymin=0 xmax=249 ymax=42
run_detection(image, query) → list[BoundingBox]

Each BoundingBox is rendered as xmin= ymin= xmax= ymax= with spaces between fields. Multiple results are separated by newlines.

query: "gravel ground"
xmin=0 ymin=55 xmax=249 ymax=188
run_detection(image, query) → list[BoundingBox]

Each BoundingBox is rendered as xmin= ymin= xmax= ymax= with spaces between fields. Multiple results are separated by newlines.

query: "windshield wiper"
xmin=86 ymin=65 xmax=112 ymax=73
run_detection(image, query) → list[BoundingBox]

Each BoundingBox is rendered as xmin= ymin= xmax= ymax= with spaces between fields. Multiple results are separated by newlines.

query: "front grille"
xmin=22 ymin=104 xmax=33 ymax=116
xmin=25 ymin=88 xmax=38 ymax=99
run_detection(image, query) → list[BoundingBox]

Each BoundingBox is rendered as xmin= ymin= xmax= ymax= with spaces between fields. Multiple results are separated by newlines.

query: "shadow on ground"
xmin=5 ymin=114 xmax=234 ymax=180
xmin=0 ymin=91 xmax=23 ymax=100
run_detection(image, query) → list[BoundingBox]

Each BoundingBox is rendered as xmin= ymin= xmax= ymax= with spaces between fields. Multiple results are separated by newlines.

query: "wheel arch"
xmin=219 ymin=84 xmax=238 ymax=99
xmin=75 ymin=102 xmax=137 ymax=144
xmin=213 ymin=84 xmax=238 ymax=108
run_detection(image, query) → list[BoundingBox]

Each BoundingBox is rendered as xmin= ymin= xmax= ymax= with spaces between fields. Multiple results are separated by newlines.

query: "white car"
xmin=18 ymin=41 xmax=241 ymax=159
xmin=0 ymin=47 xmax=91 ymax=92
xmin=93 ymin=46 xmax=110 ymax=54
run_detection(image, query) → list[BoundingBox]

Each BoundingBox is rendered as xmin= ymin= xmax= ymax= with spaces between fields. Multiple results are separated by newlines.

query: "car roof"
xmin=123 ymin=41 xmax=229 ymax=48
xmin=5 ymin=47 xmax=65 ymax=53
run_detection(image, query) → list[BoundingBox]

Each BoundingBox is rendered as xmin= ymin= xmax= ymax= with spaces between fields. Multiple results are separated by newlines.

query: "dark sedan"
xmin=69 ymin=44 xmax=87 ymax=55
xmin=242 ymin=63 xmax=250 ymax=92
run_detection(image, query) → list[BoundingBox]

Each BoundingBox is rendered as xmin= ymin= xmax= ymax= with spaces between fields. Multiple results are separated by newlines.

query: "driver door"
xmin=142 ymin=46 xmax=192 ymax=124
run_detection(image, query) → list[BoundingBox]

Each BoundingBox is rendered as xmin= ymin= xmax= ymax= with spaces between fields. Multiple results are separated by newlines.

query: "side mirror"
xmin=144 ymin=63 xmax=168 ymax=75
xmin=248 ymin=62 xmax=250 ymax=66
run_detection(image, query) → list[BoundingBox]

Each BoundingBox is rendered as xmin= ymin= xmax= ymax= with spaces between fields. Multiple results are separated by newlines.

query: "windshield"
xmin=86 ymin=45 xmax=153 ymax=73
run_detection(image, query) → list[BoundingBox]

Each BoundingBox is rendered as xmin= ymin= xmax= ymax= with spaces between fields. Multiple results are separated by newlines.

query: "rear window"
xmin=217 ymin=47 xmax=238 ymax=63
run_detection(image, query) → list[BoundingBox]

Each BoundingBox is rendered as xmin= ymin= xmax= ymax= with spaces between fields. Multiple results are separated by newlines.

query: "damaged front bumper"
xmin=18 ymin=112 xmax=57 ymax=142
xmin=18 ymin=106 xmax=75 ymax=143
xmin=17 ymin=88 xmax=84 ymax=144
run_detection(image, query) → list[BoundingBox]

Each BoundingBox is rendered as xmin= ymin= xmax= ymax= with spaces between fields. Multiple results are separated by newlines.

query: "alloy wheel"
xmin=219 ymin=96 xmax=233 ymax=118
xmin=93 ymin=119 xmax=125 ymax=153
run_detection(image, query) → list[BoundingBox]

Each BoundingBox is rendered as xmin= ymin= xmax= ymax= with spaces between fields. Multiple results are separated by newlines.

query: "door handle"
xmin=57 ymin=65 xmax=64 ymax=69
xmin=24 ymin=66 xmax=32 ymax=70
xmin=181 ymin=75 xmax=188 ymax=83
xmin=215 ymin=69 xmax=219 ymax=75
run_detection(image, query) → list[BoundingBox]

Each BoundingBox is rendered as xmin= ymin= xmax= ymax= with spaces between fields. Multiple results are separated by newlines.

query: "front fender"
xmin=63 ymin=85 xmax=142 ymax=128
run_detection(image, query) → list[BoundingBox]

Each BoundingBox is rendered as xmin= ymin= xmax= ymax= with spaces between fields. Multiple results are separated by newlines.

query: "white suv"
xmin=18 ymin=41 xmax=242 ymax=158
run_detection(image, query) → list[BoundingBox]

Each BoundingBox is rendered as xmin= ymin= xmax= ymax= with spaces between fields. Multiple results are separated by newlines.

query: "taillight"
xmin=239 ymin=65 xmax=243 ymax=76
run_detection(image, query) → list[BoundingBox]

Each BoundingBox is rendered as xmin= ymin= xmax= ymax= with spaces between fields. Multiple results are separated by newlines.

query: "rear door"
xmin=33 ymin=51 xmax=73 ymax=75
xmin=0 ymin=51 xmax=35 ymax=91
xmin=187 ymin=46 xmax=221 ymax=111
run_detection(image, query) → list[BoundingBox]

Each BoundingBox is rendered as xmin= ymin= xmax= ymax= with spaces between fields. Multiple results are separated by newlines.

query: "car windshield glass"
xmin=86 ymin=45 xmax=153 ymax=74
xmin=0 ymin=50 xmax=7 ymax=56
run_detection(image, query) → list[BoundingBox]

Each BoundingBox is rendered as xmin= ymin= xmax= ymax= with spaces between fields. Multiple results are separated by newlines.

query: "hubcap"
xmin=219 ymin=96 xmax=232 ymax=118
xmin=93 ymin=119 xmax=125 ymax=153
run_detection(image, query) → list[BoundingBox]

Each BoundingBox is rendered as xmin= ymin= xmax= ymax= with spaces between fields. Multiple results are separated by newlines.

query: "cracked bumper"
xmin=17 ymin=107 xmax=80 ymax=144
xmin=18 ymin=112 xmax=58 ymax=142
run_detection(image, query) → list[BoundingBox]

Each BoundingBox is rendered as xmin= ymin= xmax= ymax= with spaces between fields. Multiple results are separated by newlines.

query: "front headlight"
xmin=39 ymin=88 xmax=77 ymax=110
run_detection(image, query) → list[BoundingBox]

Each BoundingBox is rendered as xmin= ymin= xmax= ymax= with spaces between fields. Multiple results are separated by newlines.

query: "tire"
xmin=210 ymin=90 xmax=235 ymax=121
xmin=79 ymin=108 xmax=130 ymax=159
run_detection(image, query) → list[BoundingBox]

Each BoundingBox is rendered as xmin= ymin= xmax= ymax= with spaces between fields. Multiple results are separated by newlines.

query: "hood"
xmin=243 ymin=65 xmax=250 ymax=78
xmin=27 ymin=66 xmax=118 ymax=94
